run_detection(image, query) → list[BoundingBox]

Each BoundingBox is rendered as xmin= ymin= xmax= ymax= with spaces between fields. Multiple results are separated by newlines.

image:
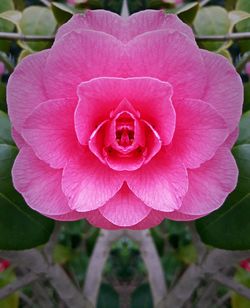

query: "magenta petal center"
xmin=88 ymin=100 xmax=161 ymax=171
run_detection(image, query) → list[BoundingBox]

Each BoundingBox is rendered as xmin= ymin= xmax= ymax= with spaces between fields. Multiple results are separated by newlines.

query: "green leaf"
xmin=51 ymin=2 xmax=74 ymax=25
xmin=0 ymin=111 xmax=14 ymax=145
xmin=243 ymin=82 xmax=250 ymax=112
xmin=196 ymin=144 xmax=250 ymax=250
xmin=97 ymin=283 xmax=119 ymax=308
xmin=18 ymin=49 xmax=33 ymax=63
xmin=19 ymin=6 xmax=56 ymax=51
xmin=177 ymin=2 xmax=200 ymax=25
xmin=0 ymin=83 xmax=6 ymax=112
xmin=0 ymin=10 xmax=22 ymax=28
xmin=0 ymin=144 xmax=54 ymax=250
xmin=194 ymin=6 xmax=231 ymax=51
xmin=131 ymin=284 xmax=153 ymax=308
xmin=228 ymin=10 xmax=250 ymax=31
xmin=217 ymin=48 xmax=233 ymax=62
xmin=235 ymin=0 xmax=250 ymax=52
xmin=147 ymin=0 xmax=174 ymax=10
xmin=0 ymin=0 xmax=15 ymax=52
xmin=237 ymin=111 xmax=250 ymax=145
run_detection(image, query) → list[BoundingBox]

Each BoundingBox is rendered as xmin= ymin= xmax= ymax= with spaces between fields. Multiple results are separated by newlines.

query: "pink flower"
xmin=0 ymin=259 xmax=10 ymax=272
xmin=7 ymin=10 xmax=242 ymax=229
xmin=240 ymin=259 xmax=250 ymax=272
xmin=0 ymin=61 xmax=5 ymax=76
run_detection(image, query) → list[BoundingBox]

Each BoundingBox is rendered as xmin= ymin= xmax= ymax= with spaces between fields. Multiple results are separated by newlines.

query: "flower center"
xmin=115 ymin=114 xmax=134 ymax=148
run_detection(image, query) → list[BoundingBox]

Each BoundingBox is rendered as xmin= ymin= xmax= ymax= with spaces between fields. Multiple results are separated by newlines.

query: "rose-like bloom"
xmin=7 ymin=10 xmax=242 ymax=229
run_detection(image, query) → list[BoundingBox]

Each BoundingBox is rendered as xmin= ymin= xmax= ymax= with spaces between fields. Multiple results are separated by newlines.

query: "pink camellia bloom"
xmin=7 ymin=10 xmax=242 ymax=229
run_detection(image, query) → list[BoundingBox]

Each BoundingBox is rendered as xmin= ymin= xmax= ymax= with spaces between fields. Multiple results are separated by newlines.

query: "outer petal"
xmin=126 ymin=149 xmax=188 ymax=212
xmin=126 ymin=30 xmax=206 ymax=100
xmin=75 ymin=77 xmax=175 ymax=145
xmin=44 ymin=30 xmax=124 ymax=100
xmin=223 ymin=127 xmax=239 ymax=148
xmin=56 ymin=10 xmax=194 ymax=42
xmin=45 ymin=211 xmax=87 ymax=222
xmin=22 ymin=99 xmax=79 ymax=169
xmin=130 ymin=210 xmax=165 ymax=229
xmin=99 ymin=184 xmax=151 ymax=227
xmin=127 ymin=11 xmax=194 ymax=41
xmin=85 ymin=209 xmax=165 ymax=230
xmin=201 ymin=50 xmax=243 ymax=133
xmin=55 ymin=10 xmax=124 ymax=41
xmin=12 ymin=147 xmax=71 ymax=216
xmin=11 ymin=128 xmax=26 ymax=149
xmin=171 ymin=99 xmax=228 ymax=168
xmin=62 ymin=149 xmax=124 ymax=212
xmin=178 ymin=147 xmax=238 ymax=216
xmin=162 ymin=211 xmax=203 ymax=221
xmin=7 ymin=50 xmax=48 ymax=131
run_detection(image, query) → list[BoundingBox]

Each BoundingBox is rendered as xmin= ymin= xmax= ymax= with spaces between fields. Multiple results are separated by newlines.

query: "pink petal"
xmin=162 ymin=211 xmax=203 ymax=221
xmin=55 ymin=10 xmax=124 ymax=41
xmin=223 ymin=127 xmax=239 ymax=148
xmin=12 ymin=147 xmax=71 ymax=216
xmin=130 ymin=210 xmax=165 ymax=229
xmin=75 ymin=77 xmax=175 ymax=145
xmin=126 ymin=30 xmax=206 ymax=101
xmin=99 ymin=184 xmax=151 ymax=227
xmin=55 ymin=10 xmax=194 ymax=42
xmin=45 ymin=211 xmax=87 ymax=221
xmin=7 ymin=50 xmax=48 ymax=131
xmin=11 ymin=128 xmax=26 ymax=149
xmin=84 ymin=210 xmax=122 ymax=230
xmin=178 ymin=147 xmax=238 ymax=216
xmin=85 ymin=209 xmax=165 ymax=230
xmin=127 ymin=149 xmax=188 ymax=212
xmin=201 ymin=50 xmax=243 ymax=132
xmin=44 ymin=30 xmax=124 ymax=100
xmin=22 ymin=99 xmax=79 ymax=169
xmin=62 ymin=149 xmax=124 ymax=212
xmin=127 ymin=11 xmax=194 ymax=41
xmin=171 ymin=99 xmax=228 ymax=168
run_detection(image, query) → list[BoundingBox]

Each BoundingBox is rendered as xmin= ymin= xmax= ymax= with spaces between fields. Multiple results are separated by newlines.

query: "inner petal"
xmin=88 ymin=100 xmax=162 ymax=171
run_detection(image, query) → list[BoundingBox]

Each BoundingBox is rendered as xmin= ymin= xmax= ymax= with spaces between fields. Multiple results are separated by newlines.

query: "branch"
xmin=0 ymin=32 xmax=54 ymax=41
xmin=0 ymin=272 xmax=38 ymax=300
xmin=163 ymin=247 xmax=250 ymax=307
xmin=196 ymin=32 xmax=250 ymax=41
xmin=213 ymin=272 xmax=250 ymax=300
xmin=0 ymin=31 xmax=250 ymax=43
xmin=83 ymin=230 xmax=124 ymax=307
xmin=127 ymin=230 xmax=167 ymax=307
xmin=0 ymin=249 xmax=89 ymax=308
